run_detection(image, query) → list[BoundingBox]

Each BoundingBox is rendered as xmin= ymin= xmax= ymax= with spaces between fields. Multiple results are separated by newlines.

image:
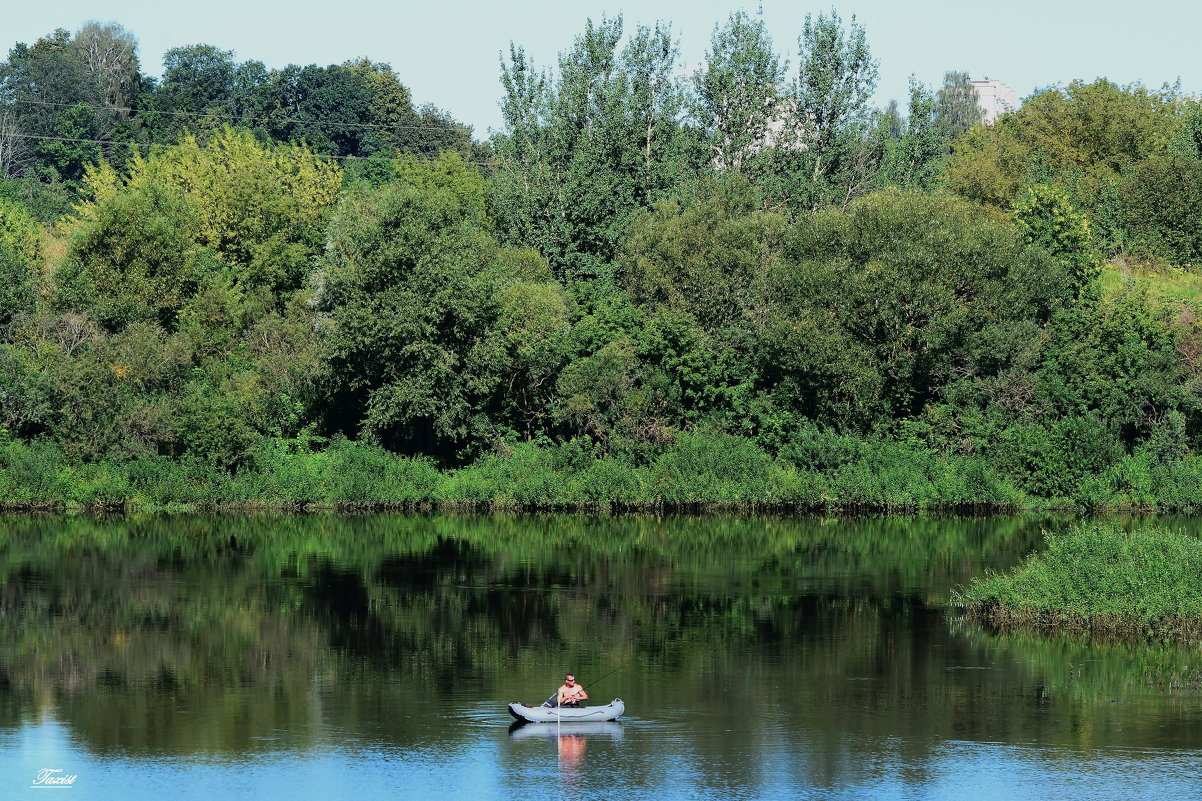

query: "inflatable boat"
xmin=507 ymin=699 xmax=625 ymax=723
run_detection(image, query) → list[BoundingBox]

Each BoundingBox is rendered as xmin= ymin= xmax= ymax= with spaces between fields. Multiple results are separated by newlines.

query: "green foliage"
xmin=0 ymin=198 xmax=40 ymax=325
xmin=935 ymin=70 xmax=984 ymax=139
xmin=1033 ymin=285 xmax=1187 ymax=439
xmin=876 ymin=79 xmax=946 ymax=190
xmin=554 ymin=336 xmax=663 ymax=454
xmin=157 ymin=44 xmax=236 ymax=115
xmin=621 ymin=175 xmax=785 ymax=332
xmin=1011 ymin=183 xmax=1100 ymax=295
xmin=945 ymin=79 xmax=1197 ymax=262
xmin=316 ymin=152 xmax=512 ymax=459
xmin=0 ymin=244 xmax=35 ymax=327
xmin=492 ymin=16 xmax=702 ymax=280
xmin=6 ymin=18 xmax=1202 ymax=512
xmin=956 ymin=524 xmax=1202 ymax=641
xmin=0 ymin=177 xmax=77 ymax=222
xmin=0 ymin=27 xmax=111 ymax=187
xmin=761 ymin=189 xmax=1068 ymax=427
xmin=174 ymin=379 xmax=258 ymax=470
xmin=995 ymin=417 xmax=1124 ymax=499
xmin=1167 ymin=100 xmax=1202 ymax=159
xmin=947 ymin=79 xmax=1180 ymax=212
xmin=793 ymin=9 xmax=878 ymax=173
xmin=765 ymin=9 xmax=880 ymax=209
xmin=692 ymin=11 xmax=784 ymax=173
xmin=81 ymin=127 xmax=343 ymax=294
xmin=0 ymin=196 xmax=43 ymax=266
xmin=644 ymin=431 xmax=777 ymax=504
xmin=58 ymin=179 xmax=207 ymax=330
xmin=1115 ymin=154 xmax=1202 ymax=264
xmin=493 ymin=278 xmax=570 ymax=438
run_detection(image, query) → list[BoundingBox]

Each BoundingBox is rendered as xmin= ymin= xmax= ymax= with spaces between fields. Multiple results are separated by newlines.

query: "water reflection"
xmin=508 ymin=722 xmax=624 ymax=742
xmin=0 ymin=513 xmax=1199 ymax=800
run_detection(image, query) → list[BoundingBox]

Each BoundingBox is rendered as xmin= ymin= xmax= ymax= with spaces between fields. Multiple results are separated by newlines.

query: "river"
xmin=1 ymin=514 xmax=1199 ymax=799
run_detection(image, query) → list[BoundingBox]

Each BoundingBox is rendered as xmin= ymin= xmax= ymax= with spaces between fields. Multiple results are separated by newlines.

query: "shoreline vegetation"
xmin=6 ymin=431 xmax=1202 ymax=514
xmin=954 ymin=523 xmax=1202 ymax=644
xmin=4 ymin=19 xmax=1202 ymax=538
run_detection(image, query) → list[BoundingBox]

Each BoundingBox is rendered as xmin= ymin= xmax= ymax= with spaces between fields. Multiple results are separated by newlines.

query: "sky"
xmin=5 ymin=0 xmax=1199 ymax=138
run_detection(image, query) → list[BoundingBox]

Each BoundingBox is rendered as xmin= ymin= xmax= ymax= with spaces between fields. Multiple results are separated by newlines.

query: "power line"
xmin=2 ymin=131 xmax=499 ymax=166
xmin=7 ymin=96 xmax=477 ymax=134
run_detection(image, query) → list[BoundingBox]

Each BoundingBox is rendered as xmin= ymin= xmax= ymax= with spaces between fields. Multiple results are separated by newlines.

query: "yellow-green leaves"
xmin=0 ymin=198 xmax=44 ymax=268
xmin=75 ymin=127 xmax=342 ymax=294
xmin=1012 ymin=184 xmax=1100 ymax=296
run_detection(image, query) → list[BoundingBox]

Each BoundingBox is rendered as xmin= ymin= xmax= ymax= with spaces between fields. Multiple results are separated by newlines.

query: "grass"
xmin=953 ymin=523 xmax=1202 ymax=643
xmin=1100 ymin=258 xmax=1202 ymax=308
xmin=6 ymin=428 xmax=1202 ymax=515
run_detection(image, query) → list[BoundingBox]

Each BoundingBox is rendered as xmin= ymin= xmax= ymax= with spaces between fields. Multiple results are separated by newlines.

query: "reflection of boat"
xmin=507 ymin=699 xmax=625 ymax=723
xmin=508 ymin=721 xmax=624 ymax=740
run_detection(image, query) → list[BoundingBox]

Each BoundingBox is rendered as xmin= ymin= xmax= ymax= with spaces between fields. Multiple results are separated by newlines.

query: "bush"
xmin=642 ymin=431 xmax=775 ymax=504
xmin=1116 ymin=154 xmax=1202 ymax=265
xmin=995 ymin=417 xmax=1124 ymax=501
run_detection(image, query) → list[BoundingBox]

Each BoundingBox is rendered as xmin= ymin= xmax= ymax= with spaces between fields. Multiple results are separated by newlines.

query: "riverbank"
xmin=6 ymin=432 xmax=1202 ymax=514
xmin=953 ymin=523 xmax=1202 ymax=643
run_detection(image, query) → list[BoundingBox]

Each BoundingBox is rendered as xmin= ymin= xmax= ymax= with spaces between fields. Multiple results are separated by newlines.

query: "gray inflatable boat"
xmin=508 ymin=699 xmax=625 ymax=723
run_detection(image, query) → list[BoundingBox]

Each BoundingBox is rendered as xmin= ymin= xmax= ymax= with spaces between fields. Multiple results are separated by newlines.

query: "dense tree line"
xmin=0 ymin=23 xmax=474 ymax=219
xmin=2 ymin=14 xmax=1202 ymax=510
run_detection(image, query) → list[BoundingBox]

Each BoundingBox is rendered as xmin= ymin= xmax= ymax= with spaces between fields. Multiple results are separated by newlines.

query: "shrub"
xmin=955 ymin=523 xmax=1202 ymax=641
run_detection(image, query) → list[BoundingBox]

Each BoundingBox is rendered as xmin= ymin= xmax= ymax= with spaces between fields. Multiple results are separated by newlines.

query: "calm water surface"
xmin=1 ymin=514 xmax=1200 ymax=799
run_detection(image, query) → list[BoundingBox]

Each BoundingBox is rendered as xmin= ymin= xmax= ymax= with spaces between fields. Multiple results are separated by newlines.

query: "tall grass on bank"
xmin=953 ymin=523 xmax=1202 ymax=643
xmin=5 ymin=429 xmax=1202 ymax=513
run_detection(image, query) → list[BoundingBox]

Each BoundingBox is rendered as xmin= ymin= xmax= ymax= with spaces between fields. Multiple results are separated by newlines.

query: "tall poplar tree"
xmin=692 ymin=11 xmax=784 ymax=173
xmin=780 ymin=9 xmax=880 ymax=209
xmin=493 ymin=17 xmax=699 ymax=282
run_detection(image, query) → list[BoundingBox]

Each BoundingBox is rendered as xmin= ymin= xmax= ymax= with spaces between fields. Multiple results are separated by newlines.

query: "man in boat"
xmin=556 ymin=673 xmax=588 ymax=707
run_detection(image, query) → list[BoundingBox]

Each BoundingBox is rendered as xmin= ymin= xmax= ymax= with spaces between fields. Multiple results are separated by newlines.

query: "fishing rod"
xmin=583 ymin=659 xmax=634 ymax=693
xmin=541 ymin=659 xmax=636 ymax=707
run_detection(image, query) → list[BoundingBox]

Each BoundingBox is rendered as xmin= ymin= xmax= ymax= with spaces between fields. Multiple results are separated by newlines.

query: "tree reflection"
xmin=2 ymin=511 xmax=1194 ymax=767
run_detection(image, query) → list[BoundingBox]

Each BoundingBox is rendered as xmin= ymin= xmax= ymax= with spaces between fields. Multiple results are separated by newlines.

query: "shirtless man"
xmin=556 ymin=673 xmax=589 ymax=707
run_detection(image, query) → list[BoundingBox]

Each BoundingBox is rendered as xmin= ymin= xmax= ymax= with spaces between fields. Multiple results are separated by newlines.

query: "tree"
xmin=492 ymin=17 xmax=701 ymax=281
xmin=79 ymin=126 xmax=342 ymax=295
xmin=946 ymin=79 xmax=1180 ymax=214
xmin=344 ymin=58 xmax=471 ymax=156
xmin=315 ymin=152 xmax=530 ymax=459
xmin=621 ymin=175 xmax=785 ymax=334
xmin=0 ymin=197 xmax=40 ymax=325
xmin=155 ymin=44 xmax=237 ymax=130
xmin=265 ymin=63 xmax=381 ymax=156
xmin=1012 ymin=184 xmax=1100 ymax=296
xmin=0 ymin=109 xmax=26 ymax=179
xmin=692 ymin=11 xmax=784 ymax=173
xmin=72 ymin=21 xmax=140 ymax=110
xmin=35 ymin=103 xmax=103 ymax=183
xmin=1116 ymin=154 xmax=1202 ymax=264
xmin=0 ymin=29 xmax=105 ymax=183
xmin=756 ymin=189 xmax=1070 ymax=428
xmin=1168 ymin=100 xmax=1202 ymax=159
xmin=876 ymin=78 xmax=945 ymax=190
xmin=936 ymin=71 xmax=984 ymax=138
xmin=785 ymin=9 xmax=879 ymax=208
xmin=620 ymin=23 xmax=693 ymax=203
xmin=55 ymin=179 xmax=204 ymax=331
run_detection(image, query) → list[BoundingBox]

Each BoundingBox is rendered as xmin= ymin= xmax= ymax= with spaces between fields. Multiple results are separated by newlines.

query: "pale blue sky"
xmin=5 ymin=0 xmax=1198 ymax=138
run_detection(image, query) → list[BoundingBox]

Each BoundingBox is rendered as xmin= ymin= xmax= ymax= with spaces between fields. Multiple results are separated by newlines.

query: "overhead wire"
xmin=1 ymin=130 xmax=500 ymax=167
xmin=8 ymin=96 xmax=481 ymax=134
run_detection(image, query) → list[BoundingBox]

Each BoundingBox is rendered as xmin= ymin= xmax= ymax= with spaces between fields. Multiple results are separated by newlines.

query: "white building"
xmin=969 ymin=78 xmax=1018 ymax=123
